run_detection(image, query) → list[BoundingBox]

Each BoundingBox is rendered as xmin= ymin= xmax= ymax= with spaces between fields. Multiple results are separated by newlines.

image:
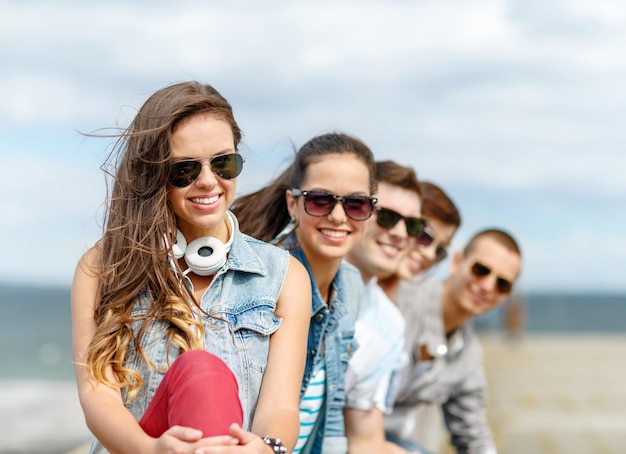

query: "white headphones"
xmin=171 ymin=212 xmax=234 ymax=276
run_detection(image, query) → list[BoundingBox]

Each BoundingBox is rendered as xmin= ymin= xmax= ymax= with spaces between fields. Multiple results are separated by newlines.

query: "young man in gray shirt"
xmin=386 ymin=229 xmax=522 ymax=454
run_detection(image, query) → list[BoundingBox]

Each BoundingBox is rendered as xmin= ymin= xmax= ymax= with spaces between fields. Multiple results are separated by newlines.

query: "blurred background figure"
xmin=377 ymin=180 xmax=461 ymax=454
xmin=503 ymin=294 xmax=525 ymax=343
xmin=343 ymin=161 xmax=424 ymax=453
xmin=386 ymin=228 xmax=522 ymax=454
xmin=379 ymin=181 xmax=462 ymax=301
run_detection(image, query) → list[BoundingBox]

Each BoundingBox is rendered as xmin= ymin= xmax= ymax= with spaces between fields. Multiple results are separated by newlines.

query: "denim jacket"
xmin=284 ymin=238 xmax=362 ymax=454
xmin=89 ymin=214 xmax=290 ymax=454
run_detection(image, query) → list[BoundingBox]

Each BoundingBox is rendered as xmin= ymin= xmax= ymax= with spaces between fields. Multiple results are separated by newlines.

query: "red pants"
xmin=139 ymin=350 xmax=243 ymax=437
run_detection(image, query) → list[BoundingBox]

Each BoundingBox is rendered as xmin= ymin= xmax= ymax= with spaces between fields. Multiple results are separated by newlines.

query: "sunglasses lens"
xmin=471 ymin=262 xmax=513 ymax=294
xmin=471 ymin=262 xmax=491 ymax=277
xmin=405 ymin=218 xmax=426 ymax=238
xmin=376 ymin=208 xmax=425 ymax=236
xmin=169 ymin=160 xmax=202 ymax=187
xmin=210 ymin=154 xmax=244 ymax=180
xmin=169 ymin=154 xmax=243 ymax=187
xmin=435 ymin=246 xmax=448 ymax=263
xmin=299 ymin=191 xmax=375 ymax=220
xmin=497 ymin=278 xmax=513 ymax=294
xmin=416 ymin=227 xmax=434 ymax=245
xmin=376 ymin=208 xmax=401 ymax=229
xmin=304 ymin=193 xmax=337 ymax=216
xmin=343 ymin=196 xmax=375 ymax=221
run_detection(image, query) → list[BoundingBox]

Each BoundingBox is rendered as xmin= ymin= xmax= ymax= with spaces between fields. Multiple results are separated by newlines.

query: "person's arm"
xmin=344 ymin=360 xmax=412 ymax=454
xmin=386 ymin=441 xmax=416 ymax=454
xmin=441 ymin=367 xmax=497 ymax=454
xmin=73 ymin=248 xmax=156 ymax=453
xmin=345 ymin=407 xmax=403 ymax=454
xmin=249 ymin=255 xmax=312 ymax=451
xmin=73 ymin=248 xmax=231 ymax=454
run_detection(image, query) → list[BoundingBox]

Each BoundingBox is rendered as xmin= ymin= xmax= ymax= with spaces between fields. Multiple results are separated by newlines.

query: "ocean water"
xmin=1 ymin=283 xmax=625 ymax=379
xmin=0 ymin=284 xmax=74 ymax=380
xmin=474 ymin=292 xmax=626 ymax=334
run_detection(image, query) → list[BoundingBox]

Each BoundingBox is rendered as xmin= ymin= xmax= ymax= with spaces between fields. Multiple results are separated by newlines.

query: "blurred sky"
xmin=1 ymin=0 xmax=625 ymax=292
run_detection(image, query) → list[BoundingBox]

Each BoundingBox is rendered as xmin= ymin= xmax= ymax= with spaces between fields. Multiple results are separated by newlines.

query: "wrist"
xmin=262 ymin=436 xmax=287 ymax=453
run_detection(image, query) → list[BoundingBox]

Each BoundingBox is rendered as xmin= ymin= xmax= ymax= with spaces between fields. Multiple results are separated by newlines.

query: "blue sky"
xmin=1 ymin=0 xmax=625 ymax=292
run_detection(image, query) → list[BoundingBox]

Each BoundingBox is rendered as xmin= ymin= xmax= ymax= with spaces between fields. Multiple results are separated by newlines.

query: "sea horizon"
xmin=1 ymin=282 xmax=625 ymax=381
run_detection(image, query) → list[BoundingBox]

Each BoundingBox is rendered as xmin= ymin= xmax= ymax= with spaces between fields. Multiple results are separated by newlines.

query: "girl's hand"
xmin=194 ymin=423 xmax=273 ymax=453
xmin=154 ymin=425 xmax=235 ymax=453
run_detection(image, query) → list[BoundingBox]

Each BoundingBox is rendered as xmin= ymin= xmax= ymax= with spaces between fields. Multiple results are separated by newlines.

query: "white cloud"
xmin=521 ymin=226 xmax=626 ymax=291
xmin=0 ymin=151 xmax=105 ymax=285
xmin=0 ymin=153 xmax=104 ymax=225
xmin=1 ymin=0 xmax=625 ymax=290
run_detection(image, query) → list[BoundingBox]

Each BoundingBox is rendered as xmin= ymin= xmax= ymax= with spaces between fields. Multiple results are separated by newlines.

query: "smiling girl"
xmin=234 ymin=132 xmax=377 ymax=453
xmin=72 ymin=81 xmax=311 ymax=454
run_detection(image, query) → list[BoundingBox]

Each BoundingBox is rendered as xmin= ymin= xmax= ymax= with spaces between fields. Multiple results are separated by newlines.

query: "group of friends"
xmin=71 ymin=81 xmax=523 ymax=454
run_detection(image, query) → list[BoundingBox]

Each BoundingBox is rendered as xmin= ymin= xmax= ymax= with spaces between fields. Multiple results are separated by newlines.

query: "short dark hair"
xmin=375 ymin=160 xmax=421 ymax=197
xmin=464 ymin=228 xmax=521 ymax=258
xmin=420 ymin=181 xmax=461 ymax=228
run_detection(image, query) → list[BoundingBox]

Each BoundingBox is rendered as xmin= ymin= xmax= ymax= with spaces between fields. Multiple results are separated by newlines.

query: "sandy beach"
xmin=0 ymin=380 xmax=92 ymax=454
xmin=407 ymin=333 xmax=626 ymax=454
xmin=3 ymin=334 xmax=626 ymax=454
xmin=482 ymin=333 xmax=626 ymax=454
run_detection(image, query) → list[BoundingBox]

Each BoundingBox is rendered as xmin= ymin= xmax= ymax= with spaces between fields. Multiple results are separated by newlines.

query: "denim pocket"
xmin=228 ymin=303 xmax=282 ymax=338
xmin=340 ymin=333 xmax=358 ymax=364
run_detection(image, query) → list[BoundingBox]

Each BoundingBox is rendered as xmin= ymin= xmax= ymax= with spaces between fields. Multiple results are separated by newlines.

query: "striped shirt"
xmin=293 ymin=361 xmax=326 ymax=453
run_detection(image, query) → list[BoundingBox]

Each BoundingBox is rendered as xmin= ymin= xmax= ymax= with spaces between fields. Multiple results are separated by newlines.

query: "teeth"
xmin=191 ymin=196 xmax=219 ymax=205
xmin=321 ymin=229 xmax=348 ymax=238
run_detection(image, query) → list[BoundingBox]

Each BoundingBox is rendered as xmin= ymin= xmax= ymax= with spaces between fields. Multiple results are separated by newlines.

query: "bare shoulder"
xmin=72 ymin=245 xmax=102 ymax=311
xmin=275 ymin=255 xmax=311 ymax=317
xmin=283 ymin=255 xmax=311 ymax=297
xmin=76 ymin=245 xmax=102 ymax=277
xmin=286 ymin=254 xmax=309 ymax=282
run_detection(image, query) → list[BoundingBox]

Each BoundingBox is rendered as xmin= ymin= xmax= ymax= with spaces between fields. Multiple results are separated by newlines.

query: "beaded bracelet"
xmin=262 ymin=436 xmax=287 ymax=453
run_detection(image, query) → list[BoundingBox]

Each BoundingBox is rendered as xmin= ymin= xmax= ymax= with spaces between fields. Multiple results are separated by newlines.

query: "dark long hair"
xmin=233 ymin=132 xmax=377 ymax=242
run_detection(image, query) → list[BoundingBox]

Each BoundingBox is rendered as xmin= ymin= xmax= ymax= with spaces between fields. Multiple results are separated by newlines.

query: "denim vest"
xmin=284 ymin=239 xmax=362 ymax=454
xmin=89 ymin=214 xmax=289 ymax=454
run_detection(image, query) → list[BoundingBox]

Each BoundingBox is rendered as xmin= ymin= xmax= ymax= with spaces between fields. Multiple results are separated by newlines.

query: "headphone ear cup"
xmin=172 ymin=230 xmax=187 ymax=259
xmin=184 ymin=237 xmax=227 ymax=276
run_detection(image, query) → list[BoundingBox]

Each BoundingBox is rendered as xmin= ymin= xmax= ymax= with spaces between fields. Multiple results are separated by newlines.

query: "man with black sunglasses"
xmin=343 ymin=160 xmax=425 ymax=453
xmin=385 ymin=228 xmax=522 ymax=454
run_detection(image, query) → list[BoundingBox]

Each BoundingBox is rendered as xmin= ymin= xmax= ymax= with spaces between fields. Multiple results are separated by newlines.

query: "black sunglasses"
xmin=375 ymin=207 xmax=426 ymax=238
xmin=434 ymin=244 xmax=448 ymax=263
xmin=470 ymin=262 xmax=513 ymax=294
xmin=291 ymin=189 xmax=377 ymax=221
xmin=416 ymin=226 xmax=448 ymax=263
xmin=168 ymin=153 xmax=244 ymax=188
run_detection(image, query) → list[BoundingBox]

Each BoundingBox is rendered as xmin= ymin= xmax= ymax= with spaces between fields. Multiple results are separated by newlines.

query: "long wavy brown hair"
xmin=86 ymin=81 xmax=242 ymax=399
